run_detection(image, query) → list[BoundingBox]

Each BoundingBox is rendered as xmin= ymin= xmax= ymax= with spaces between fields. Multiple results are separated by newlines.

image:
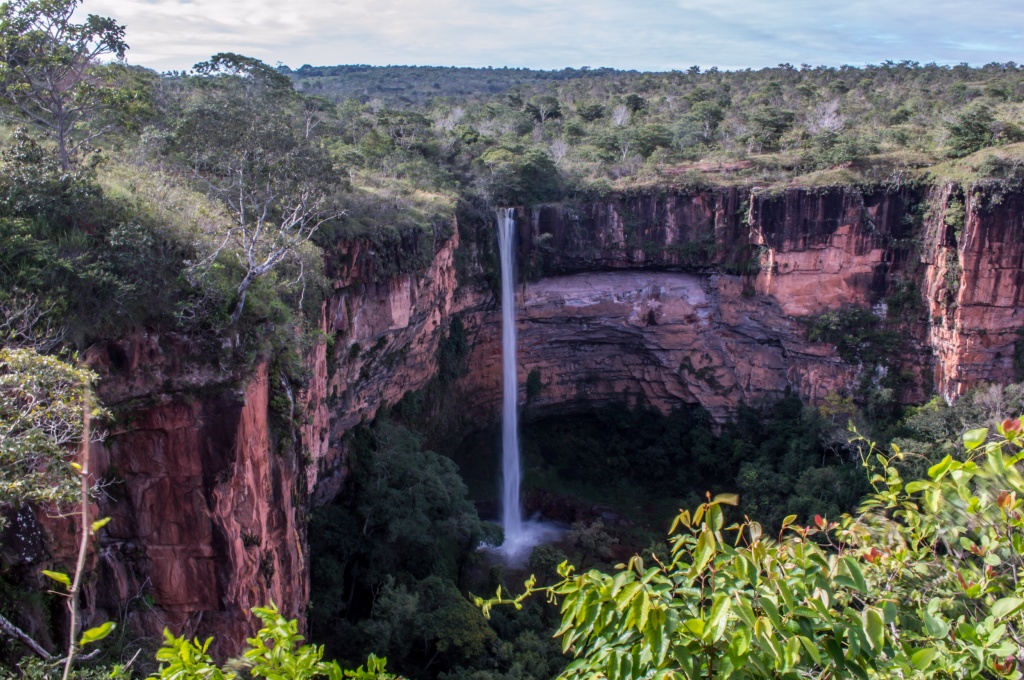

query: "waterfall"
xmin=496 ymin=207 xmax=523 ymax=546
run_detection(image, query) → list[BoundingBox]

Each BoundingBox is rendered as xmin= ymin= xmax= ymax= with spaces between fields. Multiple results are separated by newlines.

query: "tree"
xmin=170 ymin=55 xmax=341 ymax=324
xmin=0 ymin=347 xmax=118 ymax=673
xmin=309 ymin=421 xmax=485 ymax=675
xmin=575 ymin=103 xmax=604 ymax=122
xmin=482 ymin=422 xmax=1024 ymax=678
xmin=611 ymin=104 xmax=630 ymax=127
xmin=525 ymin=95 xmax=561 ymax=128
xmin=946 ymin=102 xmax=996 ymax=158
xmin=476 ymin=145 xmax=560 ymax=205
xmin=623 ymin=94 xmax=648 ymax=115
xmin=0 ymin=0 xmax=128 ymax=170
xmin=744 ymin=106 xmax=795 ymax=152
xmin=675 ymin=101 xmax=724 ymax=149
xmin=0 ymin=347 xmax=94 ymax=516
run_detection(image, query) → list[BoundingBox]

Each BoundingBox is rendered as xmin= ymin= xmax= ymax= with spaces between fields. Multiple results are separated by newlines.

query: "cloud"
xmin=80 ymin=0 xmax=1024 ymax=72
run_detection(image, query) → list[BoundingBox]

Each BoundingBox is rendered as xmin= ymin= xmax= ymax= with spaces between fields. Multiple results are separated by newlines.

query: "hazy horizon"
xmin=79 ymin=0 xmax=1022 ymax=74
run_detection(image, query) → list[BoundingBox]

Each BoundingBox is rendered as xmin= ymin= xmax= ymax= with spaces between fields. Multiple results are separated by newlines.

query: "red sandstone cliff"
xmin=39 ymin=226 xmax=465 ymax=655
xmin=14 ymin=183 xmax=1024 ymax=657
xmin=922 ymin=185 xmax=1024 ymax=400
xmin=451 ymin=188 xmax=933 ymax=424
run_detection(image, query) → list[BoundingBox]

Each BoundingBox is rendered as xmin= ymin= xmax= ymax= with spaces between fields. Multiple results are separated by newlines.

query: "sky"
xmin=81 ymin=0 xmax=1024 ymax=73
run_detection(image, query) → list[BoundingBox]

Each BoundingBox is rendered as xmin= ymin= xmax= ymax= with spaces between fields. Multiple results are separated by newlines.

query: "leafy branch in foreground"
xmin=152 ymin=603 xmax=398 ymax=680
xmin=479 ymin=423 xmax=1024 ymax=679
xmin=0 ymin=347 xmax=120 ymax=676
xmin=0 ymin=347 xmax=95 ymax=516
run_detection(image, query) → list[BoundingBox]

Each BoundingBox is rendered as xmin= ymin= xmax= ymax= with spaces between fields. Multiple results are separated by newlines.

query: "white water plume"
xmin=493 ymin=208 xmax=564 ymax=564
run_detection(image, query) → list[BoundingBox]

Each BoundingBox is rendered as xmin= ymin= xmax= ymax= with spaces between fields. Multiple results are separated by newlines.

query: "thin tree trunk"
xmin=62 ymin=389 xmax=91 ymax=680
xmin=57 ymin=120 xmax=70 ymax=172
xmin=230 ymin=274 xmax=255 ymax=326
xmin=0 ymin=613 xmax=53 ymax=660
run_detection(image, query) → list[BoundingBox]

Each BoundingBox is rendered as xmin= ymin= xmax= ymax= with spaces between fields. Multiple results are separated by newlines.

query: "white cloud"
xmin=81 ymin=0 xmax=1024 ymax=72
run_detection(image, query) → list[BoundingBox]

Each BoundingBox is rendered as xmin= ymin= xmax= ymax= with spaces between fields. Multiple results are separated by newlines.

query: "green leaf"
xmin=928 ymin=455 xmax=954 ymax=480
xmin=823 ymin=637 xmax=844 ymax=667
xmin=704 ymin=594 xmax=731 ymax=643
xmin=713 ymin=492 xmax=739 ymax=506
xmin=784 ymin=637 xmax=801 ymax=667
xmin=992 ymin=597 xmax=1024 ymax=620
xmin=91 ymin=516 xmax=111 ymax=533
xmin=42 ymin=570 xmax=70 ymax=588
xmin=79 ymin=621 xmax=115 ymax=646
xmin=692 ymin=529 xmax=716 ymax=575
xmin=905 ymin=480 xmax=931 ymax=494
xmin=910 ymin=647 xmax=936 ymax=670
xmin=683 ymin=618 xmax=705 ymax=637
xmin=707 ymin=504 xmax=724 ymax=532
xmin=781 ymin=514 xmax=798 ymax=529
xmin=863 ymin=607 xmax=885 ymax=650
xmin=924 ymin=610 xmax=949 ymax=637
xmin=616 ymin=582 xmax=642 ymax=611
xmin=759 ymin=597 xmax=782 ymax=629
xmin=963 ymin=427 xmax=988 ymax=451
xmin=841 ymin=557 xmax=868 ymax=593
xmin=798 ymin=636 xmax=822 ymax=665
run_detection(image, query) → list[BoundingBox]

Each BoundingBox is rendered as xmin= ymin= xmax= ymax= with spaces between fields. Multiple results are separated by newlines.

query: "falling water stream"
xmin=494 ymin=208 xmax=560 ymax=563
xmin=497 ymin=208 xmax=523 ymax=545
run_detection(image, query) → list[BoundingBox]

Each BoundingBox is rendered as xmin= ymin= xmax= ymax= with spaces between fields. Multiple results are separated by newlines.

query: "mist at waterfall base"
xmin=484 ymin=208 xmax=562 ymax=564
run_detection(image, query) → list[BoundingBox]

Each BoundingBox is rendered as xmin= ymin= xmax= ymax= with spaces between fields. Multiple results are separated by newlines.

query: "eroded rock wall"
xmin=76 ymin=353 xmax=306 ymax=657
xmin=19 ymin=184 xmax=1024 ymax=658
xmin=452 ymin=187 xmax=935 ymax=425
xmin=452 ymin=271 xmax=857 ymax=423
xmin=61 ymin=227 xmax=462 ymax=655
xmin=923 ymin=185 xmax=1024 ymax=400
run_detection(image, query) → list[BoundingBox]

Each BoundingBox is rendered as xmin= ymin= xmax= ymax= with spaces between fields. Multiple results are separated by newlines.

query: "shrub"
xmin=152 ymin=604 xmax=396 ymax=679
xmin=482 ymin=421 xmax=1024 ymax=679
xmin=946 ymin=103 xmax=996 ymax=158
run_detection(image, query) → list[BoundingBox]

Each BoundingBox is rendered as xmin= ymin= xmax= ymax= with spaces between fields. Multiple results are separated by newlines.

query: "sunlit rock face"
xmin=76 ymin=348 xmax=306 ymax=657
xmin=452 ymin=187 xmax=934 ymax=425
xmin=444 ymin=186 xmax=1019 ymax=425
xmin=41 ymin=184 xmax=1024 ymax=656
xmin=452 ymin=270 xmax=859 ymax=424
xmin=63 ymin=228 xmax=463 ymax=655
xmin=921 ymin=186 xmax=1024 ymax=401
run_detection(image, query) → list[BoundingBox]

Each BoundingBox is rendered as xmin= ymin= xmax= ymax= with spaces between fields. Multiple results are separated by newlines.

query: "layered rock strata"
xmin=15 ymin=184 xmax=1024 ymax=656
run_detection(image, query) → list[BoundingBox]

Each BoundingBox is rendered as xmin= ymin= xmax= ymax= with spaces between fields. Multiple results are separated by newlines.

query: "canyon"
xmin=15 ymin=182 xmax=1024 ymax=655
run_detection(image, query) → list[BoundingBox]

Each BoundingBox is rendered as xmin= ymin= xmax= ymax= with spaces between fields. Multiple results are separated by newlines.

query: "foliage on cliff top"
xmin=288 ymin=60 xmax=1024 ymax=194
xmin=921 ymin=141 xmax=1024 ymax=186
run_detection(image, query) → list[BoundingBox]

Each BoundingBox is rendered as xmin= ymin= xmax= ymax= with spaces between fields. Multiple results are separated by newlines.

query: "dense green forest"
xmin=5 ymin=0 xmax=1024 ymax=677
xmin=284 ymin=59 xmax=1024 ymax=196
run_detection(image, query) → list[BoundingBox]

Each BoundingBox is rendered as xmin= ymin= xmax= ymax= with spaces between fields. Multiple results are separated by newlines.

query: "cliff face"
xmin=75 ymin=344 xmax=306 ymax=656
xmin=453 ymin=271 xmax=855 ymax=423
xmin=23 ymin=227 xmax=465 ymax=655
xmin=20 ymin=184 xmax=1024 ymax=657
xmin=922 ymin=186 xmax=1024 ymax=400
xmin=308 ymin=225 xmax=460 ymax=504
xmin=452 ymin=187 xmax=933 ymax=423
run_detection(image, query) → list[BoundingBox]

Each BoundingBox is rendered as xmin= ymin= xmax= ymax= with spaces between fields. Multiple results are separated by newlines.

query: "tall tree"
xmin=172 ymin=54 xmax=341 ymax=324
xmin=0 ymin=0 xmax=128 ymax=170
